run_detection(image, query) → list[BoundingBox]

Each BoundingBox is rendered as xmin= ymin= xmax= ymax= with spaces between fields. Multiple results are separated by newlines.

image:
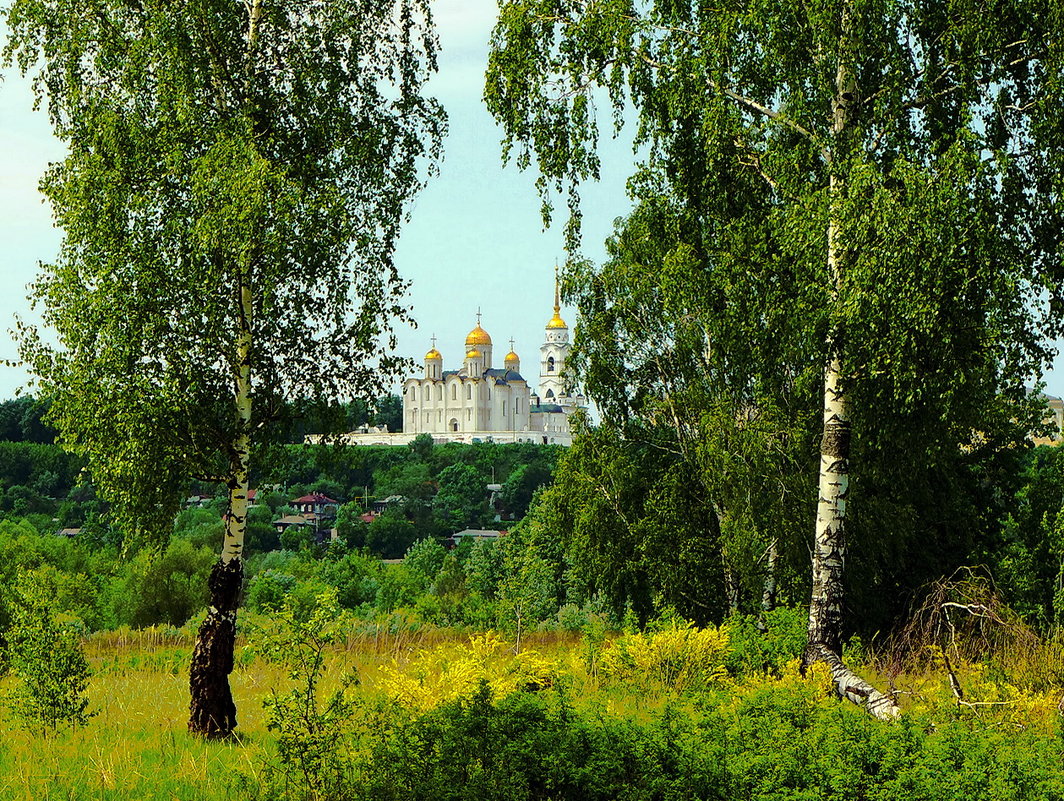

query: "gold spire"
xmin=547 ymin=264 xmax=567 ymax=329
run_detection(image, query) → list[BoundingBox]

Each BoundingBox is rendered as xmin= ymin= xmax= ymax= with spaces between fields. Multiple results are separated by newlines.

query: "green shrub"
xmin=403 ymin=537 xmax=446 ymax=586
xmin=246 ymin=569 xmax=298 ymax=613
xmin=725 ymin=605 xmax=808 ymax=675
xmin=111 ymin=539 xmax=214 ymax=628
xmin=249 ymin=588 xmax=358 ymax=800
xmin=357 ymin=683 xmax=723 ymax=801
xmin=4 ymin=575 xmax=94 ymax=731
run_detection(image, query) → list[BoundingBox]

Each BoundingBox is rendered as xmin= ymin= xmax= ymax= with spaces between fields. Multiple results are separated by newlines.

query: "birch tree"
xmin=4 ymin=0 xmax=443 ymax=736
xmin=486 ymin=0 xmax=1064 ymax=718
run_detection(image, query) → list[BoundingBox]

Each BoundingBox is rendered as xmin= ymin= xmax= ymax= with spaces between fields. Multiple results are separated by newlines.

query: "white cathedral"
xmin=401 ymin=285 xmax=586 ymax=445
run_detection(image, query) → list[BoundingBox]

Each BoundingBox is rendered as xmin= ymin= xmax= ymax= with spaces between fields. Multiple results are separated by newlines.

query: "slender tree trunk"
xmin=803 ymin=5 xmax=900 ymax=721
xmin=723 ymin=553 xmax=741 ymax=617
xmin=761 ymin=538 xmax=778 ymax=615
xmin=713 ymin=503 xmax=741 ymax=615
xmin=188 ymin=0 xmax=261 ymax=738
xmin=806 ymin=348 xmax=849 ymax=657
xmin=189 ymin=272 xmax=255 ymax=737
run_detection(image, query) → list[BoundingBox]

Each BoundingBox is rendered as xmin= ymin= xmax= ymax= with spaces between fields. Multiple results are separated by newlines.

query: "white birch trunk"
xmin=803 ymin=4 xmax=901 ymax=720
xmin=761 ymin=538 xmax=778 ymax=615
xmin=807 ymin=350 xmax=849 ymax=655
xmin=188 ymin=0 xmax=260 ymax=738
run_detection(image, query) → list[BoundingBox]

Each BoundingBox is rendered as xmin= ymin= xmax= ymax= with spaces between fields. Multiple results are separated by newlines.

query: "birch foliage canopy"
xmin=487 ymin=0 xmax=1064 ymax=715
xmin=4 ymin=0 xmax=444 ymax=541
xmin=5 ymin=0 xmax=444 ymax=737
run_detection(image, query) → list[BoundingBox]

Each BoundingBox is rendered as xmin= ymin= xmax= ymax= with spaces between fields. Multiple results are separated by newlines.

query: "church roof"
xmin=546 ymin=310 xmax=567 ymax=329
xmin=531 ymin=404 xmax=565 ymax=413
xmin=485 ymin=368 xmax=524 ymax=381
xmin=440 ymin=368 xmax=526 ymax=384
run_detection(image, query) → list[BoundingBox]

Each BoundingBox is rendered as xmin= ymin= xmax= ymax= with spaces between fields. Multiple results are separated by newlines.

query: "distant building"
xmin=274 ymin=492 xmax=340 ymax=544
xmin=401 ymin=277 xmax=586 ymax=445
xmin=449 ymin=529 xmax=507 ymax=547
xmin=291 ymin=492 xmax=339 ymax=520
xmin=309 ymin=276 xmax=587 ymax=447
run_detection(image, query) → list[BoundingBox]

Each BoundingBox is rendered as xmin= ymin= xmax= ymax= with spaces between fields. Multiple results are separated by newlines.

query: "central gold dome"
xmin=425 ymin=347 xmax=442 ymax=360
xmin=465 ymin=323 xmax=492 ymax=346
xmin=546 ymin=311 xmax=567 ymax=329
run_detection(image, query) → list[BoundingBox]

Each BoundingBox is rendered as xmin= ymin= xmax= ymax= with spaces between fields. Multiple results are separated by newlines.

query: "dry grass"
xmin=0 ymin=624 xmax=584 ymax=800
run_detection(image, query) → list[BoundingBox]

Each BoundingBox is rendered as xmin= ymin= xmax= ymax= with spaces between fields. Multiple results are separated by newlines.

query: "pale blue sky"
xmin=0 ymin=0 xmax=633 ymax=400
xmin=1 ymin=2 xmax=1060 ymax=402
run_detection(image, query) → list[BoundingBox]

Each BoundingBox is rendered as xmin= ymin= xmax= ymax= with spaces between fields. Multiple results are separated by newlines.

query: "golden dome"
xmin=505 ymin=350 xmax=520 ymax=363
xmin=465 ymin=323 xmax=492 ymax=346
xmin=425 ymin=347 xmax=442 ymax=360
xmin=466 ymin=349 xmax=482 ymax=359
xmin=546 ymin=311 xmax=567 ymax=329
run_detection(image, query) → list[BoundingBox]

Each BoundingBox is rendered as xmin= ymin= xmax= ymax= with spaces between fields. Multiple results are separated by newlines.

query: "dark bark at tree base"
xmin=188 ymin=558 xmax=243 ymax=738
xmin=803 ymin=641 xmax=900 ymax=721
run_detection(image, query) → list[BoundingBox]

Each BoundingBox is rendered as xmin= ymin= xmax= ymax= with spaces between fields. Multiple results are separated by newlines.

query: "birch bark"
xmin=187 ymin=0 xmax=261 ymax=738
xmin=803 ymin=6 xmax=900 ymax=720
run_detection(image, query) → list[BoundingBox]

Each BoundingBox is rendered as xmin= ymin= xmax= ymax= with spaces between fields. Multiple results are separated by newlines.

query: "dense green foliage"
xmin=0 ymin=398 xmax=57 ymax=444
xmin=231 ymin=595 xmax=1064 ymax=801
xmin=3 ymin=423 xmax=1064 ymax=649
xmin=337 ymin=687 xmax=1064 ymax=801
xmin=0 ymin=438 xmax=561 ymax=637
xmin=484 ymin=0 xmax=1064 ymax=673
xmin=3 ymin=575 xmax=93 ymax=730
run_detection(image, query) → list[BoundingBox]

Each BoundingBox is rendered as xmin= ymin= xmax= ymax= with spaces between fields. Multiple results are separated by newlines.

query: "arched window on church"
xmin=466 ymin=384 xmax=472 ymax=400
xmin=547 ymin=356 xmax=555 ymax=372
xmin=451 ymin=383 xmax=457 ymax=400
xmin=437 ymin=385 xmax=443 ymax=401
xmin=545 ymin=389 xmax=555 ymax=399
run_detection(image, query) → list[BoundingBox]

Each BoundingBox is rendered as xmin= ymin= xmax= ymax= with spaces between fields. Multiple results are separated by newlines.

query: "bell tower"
xmin=539 ymin=268 xmax=570 ymax=403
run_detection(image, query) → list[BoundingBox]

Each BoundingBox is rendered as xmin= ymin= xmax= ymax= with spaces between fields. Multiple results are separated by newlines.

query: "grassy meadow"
xmin=6 ymin=610 xmax=1064 ymax=800
xmin=0 ymin=622 xmax=585 ymax=800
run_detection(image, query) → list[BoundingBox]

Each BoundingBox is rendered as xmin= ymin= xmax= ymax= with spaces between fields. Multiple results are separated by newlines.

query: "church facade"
xmin=401 ymin=286 xmax=585 ymax=445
